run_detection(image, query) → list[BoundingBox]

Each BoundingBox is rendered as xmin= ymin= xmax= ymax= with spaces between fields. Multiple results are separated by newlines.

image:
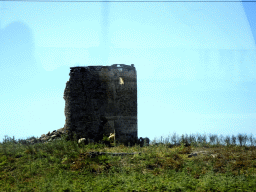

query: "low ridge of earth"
xmin=74 ymin=145 xmax=252 ymax=165
xmin=179 ymin=145 xmax=256 ymax=166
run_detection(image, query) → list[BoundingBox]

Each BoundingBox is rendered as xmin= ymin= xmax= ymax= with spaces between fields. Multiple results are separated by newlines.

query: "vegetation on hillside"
xmin=1 ymin=131 xmax=256 ymax=191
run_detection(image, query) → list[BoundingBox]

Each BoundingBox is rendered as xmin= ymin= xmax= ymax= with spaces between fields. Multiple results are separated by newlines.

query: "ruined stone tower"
xmin=63 ymin=64 xmax=137 ymax=145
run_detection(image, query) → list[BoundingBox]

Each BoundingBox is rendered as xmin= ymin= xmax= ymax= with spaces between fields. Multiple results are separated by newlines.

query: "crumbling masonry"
xmin=63 ymin=64 xmax=137 ymax=146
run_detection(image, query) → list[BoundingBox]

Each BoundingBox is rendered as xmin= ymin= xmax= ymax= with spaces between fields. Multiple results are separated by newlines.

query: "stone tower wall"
xmin=63 ymin=64 xmax=137 ymax=145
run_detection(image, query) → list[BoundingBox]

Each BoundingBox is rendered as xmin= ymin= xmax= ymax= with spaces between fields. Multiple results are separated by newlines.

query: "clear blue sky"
xmin=1 ymin=0 xmax=256 ymax=146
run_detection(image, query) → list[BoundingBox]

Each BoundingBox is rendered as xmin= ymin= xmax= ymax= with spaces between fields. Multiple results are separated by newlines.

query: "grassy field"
xmin=0 ymin=131 xmax=256 ymax=192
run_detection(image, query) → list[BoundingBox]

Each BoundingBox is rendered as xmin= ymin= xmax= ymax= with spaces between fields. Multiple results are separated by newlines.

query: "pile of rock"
xmin=136 ymin=137 xmax=150 ymax=147
xmin=15 ymin=128 xmax=71 ymax=145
